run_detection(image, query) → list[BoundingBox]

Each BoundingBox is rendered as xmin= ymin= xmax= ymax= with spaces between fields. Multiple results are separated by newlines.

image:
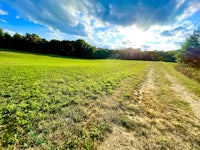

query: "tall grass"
xmin=174 ymin=65 xmax=200 ymax=83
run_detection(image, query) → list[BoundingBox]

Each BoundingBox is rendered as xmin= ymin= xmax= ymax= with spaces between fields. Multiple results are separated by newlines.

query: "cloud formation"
xmin=91 ymin=0 xmax=186 ymax=28
xmin=1 ymin=0 xmax=200 ymax=50
xmin=0 ymin=8 xmax=8 ymax=15
xmin=3 ymin=0 xmax=200 ymax=34
xmin=0 ymin=19 xmax=7 ymax=23
xmin=160 ymin=21 xmax=194 ymax=37
xmin=3 ymin=0 xmax=88 ymax=36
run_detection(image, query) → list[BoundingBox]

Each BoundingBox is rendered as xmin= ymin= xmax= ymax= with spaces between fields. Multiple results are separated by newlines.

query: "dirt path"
xmin=165 ymin=73 xmax=200 ymax=119
xmin=98 ymin=64 xmax=200 ymax=149
xmin=98 ymin=125 xmax=138 ymax=150
xmin=98 ymin=67 xmax=155 ymax=150
xmin=138 ymin=67 xmax=155 ymax=102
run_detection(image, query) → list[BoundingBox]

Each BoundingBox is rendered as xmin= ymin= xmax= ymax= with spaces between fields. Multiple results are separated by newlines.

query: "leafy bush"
xmin=177 ymin=30 xmax=200 ymax=68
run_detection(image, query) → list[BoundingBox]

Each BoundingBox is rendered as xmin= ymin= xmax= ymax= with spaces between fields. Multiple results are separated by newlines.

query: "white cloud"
xmin=16 ymin=15 xmax=20 ymax=19
xmin=3 ymin=29 xmax=16 ymax=36
xmin=0 ymin=8 xmax=8 ymax=15
xmin=176 ymin=0 xmax=186 ymax=9
xmin=2 ymin=0 xmax=200 ymax=50
xmin=3 ymin=0 xmax=88 ymax=36
xmin=0 ymin=19 xmax=7 ymax=23
xmin=85 ymin=20 xmax=194 ymax=50
xmin=47 ymin=28 xmax=66 ymax=40
xmin=177 ymin=0 xmax=200 ymax=21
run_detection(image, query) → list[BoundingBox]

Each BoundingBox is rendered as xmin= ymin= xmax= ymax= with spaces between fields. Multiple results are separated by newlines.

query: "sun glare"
xmin=125 ymin=26 xmax=147 ymax=48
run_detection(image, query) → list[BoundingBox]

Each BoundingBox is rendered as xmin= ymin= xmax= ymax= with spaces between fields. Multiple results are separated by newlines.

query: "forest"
xmin=0 ymin=28 xmax=177 ymax=62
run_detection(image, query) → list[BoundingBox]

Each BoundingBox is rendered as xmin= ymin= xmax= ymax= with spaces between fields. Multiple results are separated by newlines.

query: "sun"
xmin=125 ymin=26 xmax=148 ymax=48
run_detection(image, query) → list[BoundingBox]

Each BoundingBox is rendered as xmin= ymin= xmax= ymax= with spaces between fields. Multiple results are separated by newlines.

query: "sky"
xmin=0 ymin=0 xmax=200 ymax=51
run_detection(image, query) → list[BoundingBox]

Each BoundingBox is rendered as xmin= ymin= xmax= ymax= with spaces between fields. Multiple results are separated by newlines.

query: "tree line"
xmin=113 ymin=48 xmax=177 ymax=62
xmin=0 ymin=29 xmax=111 ymax=59
xmin=0 ymin=28 xmax=177 ymax=61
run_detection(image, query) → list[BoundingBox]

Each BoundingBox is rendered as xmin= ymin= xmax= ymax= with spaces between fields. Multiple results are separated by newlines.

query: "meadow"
xmin=0 ymin=49 xmax=200 ymax=149
xmin=0 ymin=50 xmax=150 ymax=149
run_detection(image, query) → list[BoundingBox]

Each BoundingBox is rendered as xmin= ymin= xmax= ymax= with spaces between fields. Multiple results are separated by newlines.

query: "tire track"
xmin=138 ymin=67 xmax=155 ymax=102
xmin=98 ymin=67 xmax=154 ymax=150
xmin=165 ymin=72 xmax=200 ymax=119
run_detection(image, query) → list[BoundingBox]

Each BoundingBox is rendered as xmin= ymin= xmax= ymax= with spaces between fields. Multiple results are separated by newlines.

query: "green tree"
xmin=25 ymin=33 xmax=42 ymax=43
xmin=0 ymin=28 xmax=3 ymax=38
xmin=74 ymin=39 xmax=96 ymax=58
xmin=13 ymin=33 xmax=23 ymax=40
xmin=177 ymin=30 xmax=200 ymax=67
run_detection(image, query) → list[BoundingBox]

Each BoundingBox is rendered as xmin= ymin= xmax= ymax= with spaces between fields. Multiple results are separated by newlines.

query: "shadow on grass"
xmin=0 ymin=48 xmax=85 ymax=60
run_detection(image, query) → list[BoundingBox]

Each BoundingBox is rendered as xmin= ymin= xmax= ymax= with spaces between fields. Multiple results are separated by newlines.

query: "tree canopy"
xmin=177 ymin=30 xmax=200 ymax=68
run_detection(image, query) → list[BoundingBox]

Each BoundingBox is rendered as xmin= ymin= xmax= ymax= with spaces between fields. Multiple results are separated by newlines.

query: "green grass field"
xmin=0 ymin=49 xmax=200 ymax=149
xmin=0 ymin=50 xmax=150 ymax=149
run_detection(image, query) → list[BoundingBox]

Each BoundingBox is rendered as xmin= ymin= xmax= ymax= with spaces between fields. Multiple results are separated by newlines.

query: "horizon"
xmin=0 ymin=0 xmax=200 ymax=51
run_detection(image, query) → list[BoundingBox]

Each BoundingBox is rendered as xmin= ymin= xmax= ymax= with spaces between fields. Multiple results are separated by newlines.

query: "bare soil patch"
xmin=138 ymin=67 xmax=155 ymax=101
xmin=98 ymin=125 xmax=138 ymax=150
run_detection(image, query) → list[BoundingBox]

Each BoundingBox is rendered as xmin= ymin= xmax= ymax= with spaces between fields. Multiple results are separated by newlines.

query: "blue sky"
xmin=0 ymin=0 xmax=200 ymax=50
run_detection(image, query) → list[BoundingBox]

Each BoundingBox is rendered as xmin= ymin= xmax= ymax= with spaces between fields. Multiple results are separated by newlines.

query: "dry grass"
xmin=175 ymin=65 xmax=200 ymax=83
xmin=98 ymin=62 xmax=200 ymax=150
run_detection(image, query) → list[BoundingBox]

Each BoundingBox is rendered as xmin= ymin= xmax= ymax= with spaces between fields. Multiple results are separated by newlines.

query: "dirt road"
xmin=98 ymin=63 xmax=200 ymax=150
